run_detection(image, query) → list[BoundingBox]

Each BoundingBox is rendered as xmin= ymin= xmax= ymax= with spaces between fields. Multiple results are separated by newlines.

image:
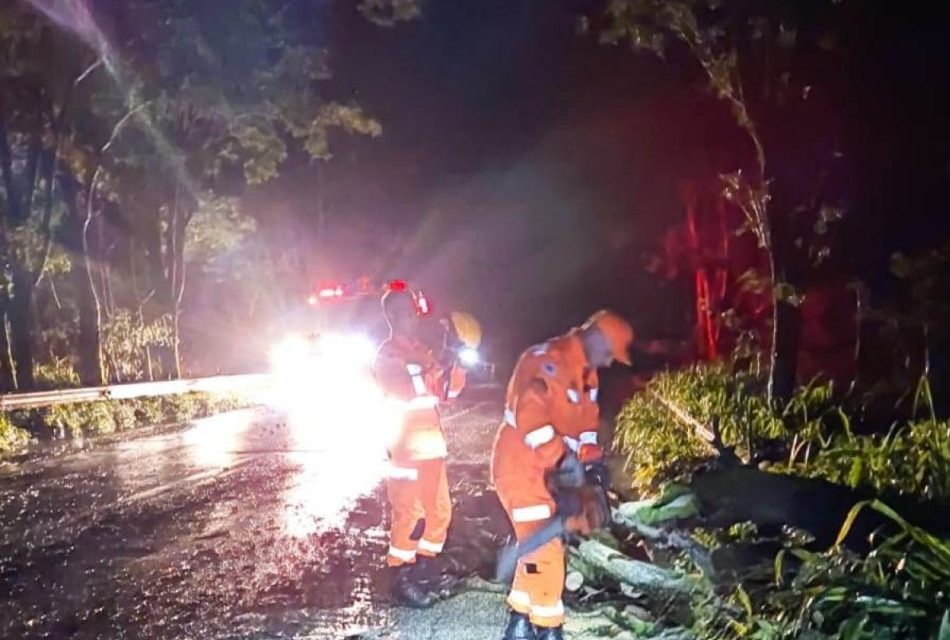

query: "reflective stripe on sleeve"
xmin=503 ymin=408 xmax=517 ymax=427
xmin=579 ymin=431 xmax=598 ymax=446
xmin=562 ymin=435 xmax=579 ymax=452
xmin=511 ymin=504 xmax=552 ymax=522
xmin=524 ymin=425 xmax=555 ymax=449
xmin=447 ymin=389 xmax=461 ymax=399
xmin=530 ymin=343 xmax=549 ymax=355
xmin=566 ymin=388 xmax=581 ymax=404
xmin=589 ymin=387 xmax=599 ymax=402
xmin=410 ymin=374 xmax=428 ymax=396
xmin=405 ymin=363 xmax=429 ymax=395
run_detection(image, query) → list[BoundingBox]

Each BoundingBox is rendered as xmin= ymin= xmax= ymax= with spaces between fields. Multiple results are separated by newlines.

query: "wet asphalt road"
xmin=0 ymin=394 xmax=510 ymax=640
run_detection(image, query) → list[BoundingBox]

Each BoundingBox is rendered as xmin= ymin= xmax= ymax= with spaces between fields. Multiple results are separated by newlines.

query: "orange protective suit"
xmin=491 ymin=331 xmax=602 ymax=628
xmin=375 ymin=335 xmax=465 ymax=567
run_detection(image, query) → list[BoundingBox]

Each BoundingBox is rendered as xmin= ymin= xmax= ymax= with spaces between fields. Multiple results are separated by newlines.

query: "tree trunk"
xmin=172 ymin=309 xmax=183 ymax=378
xmin=61 ymin=174 xmax=105 ymax=386
xmin=0 ymin=120 xmax=39 ymax=391
xmin=769 ymin=294 xmax=802 ymax=403
xmin=766 ymin=180 xmax=805 ymax=404
xmin=9 ymin=265 xmax=35 ymax=390
xmin=687 ymin=464 xmax=950 ymax=549
xmin=143 ymin=215 xmax=176 ymax=379
xmin=169 ymin=197 xmax=190 ymax=380
xmin=765 ymin=199 xmax=801 ymax=405
xmin=0 ymin=300 xmax=16 ymax=391
xmin=74 ymin=252 xmax=105 ymax=386
xmin=571 ymin=539 xmax=694 ymax=618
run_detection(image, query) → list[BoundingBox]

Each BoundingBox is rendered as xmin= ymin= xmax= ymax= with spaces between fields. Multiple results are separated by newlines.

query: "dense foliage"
xmin=616 ymin=364 xmax=950 ymax=502
xmin=0 ymin=1 xmax=380 ymax=390
xmin=685 ymin=500 xmax=950 ymax=640
xmin=0 ymin=413 xmax=30 ymax=455
xmin=613 ymin=363 xmax=950 ymax=639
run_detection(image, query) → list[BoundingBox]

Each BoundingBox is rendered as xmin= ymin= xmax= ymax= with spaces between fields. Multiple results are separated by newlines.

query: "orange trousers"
xmin=497 ymin=484 xmax=565 ymax=628
xmin=386 ymin=458 xmax=452 ymax=566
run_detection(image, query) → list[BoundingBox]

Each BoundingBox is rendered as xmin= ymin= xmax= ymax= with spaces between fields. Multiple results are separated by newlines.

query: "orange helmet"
xmin=582 ymin=309 xmax=634 ymax=365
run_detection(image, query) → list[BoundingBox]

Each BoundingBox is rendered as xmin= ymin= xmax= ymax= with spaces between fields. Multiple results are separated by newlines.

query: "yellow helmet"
xmin=449 ymin=311 xmax=482 ymax=349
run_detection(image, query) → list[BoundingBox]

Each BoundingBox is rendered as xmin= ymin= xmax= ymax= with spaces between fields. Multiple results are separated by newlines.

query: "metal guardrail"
xmin=0 ymin=374 xmax=272 ymax=411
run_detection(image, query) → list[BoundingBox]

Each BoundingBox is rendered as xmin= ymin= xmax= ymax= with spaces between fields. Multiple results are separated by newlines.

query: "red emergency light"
xmin=387 ymin=279 xmax=408 ymax=293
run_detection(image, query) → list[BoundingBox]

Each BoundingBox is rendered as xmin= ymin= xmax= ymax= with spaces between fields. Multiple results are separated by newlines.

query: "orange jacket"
xmin=491 ymin=332 xmax=602 ymax=491
xmin=375 ymin=335 xmax=465 ymax=463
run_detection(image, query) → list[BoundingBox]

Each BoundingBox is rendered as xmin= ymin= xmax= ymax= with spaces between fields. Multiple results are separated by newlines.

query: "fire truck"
xmin=268 ymin=278 xmax=487 ymax=418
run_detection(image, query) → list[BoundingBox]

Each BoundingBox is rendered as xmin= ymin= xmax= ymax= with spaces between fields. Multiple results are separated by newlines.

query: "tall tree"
xmin=0 ymin=3 xmax=105 ymax=389
xmin=95 ymin=0 xmax=380 ymax=377
xmin=599 ymin=0 xmax=848 ymax=401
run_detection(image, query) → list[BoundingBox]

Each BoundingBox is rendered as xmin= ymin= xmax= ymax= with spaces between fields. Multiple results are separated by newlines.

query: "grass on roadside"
xmin=0 ymin=392 xmax=252 ymax=456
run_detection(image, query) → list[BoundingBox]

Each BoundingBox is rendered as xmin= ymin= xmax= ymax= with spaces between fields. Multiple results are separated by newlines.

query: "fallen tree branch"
xmin=571 ymin=539 xmax=694 ymax=602
xmin=613 ymin=498 xmax=716 ymax=580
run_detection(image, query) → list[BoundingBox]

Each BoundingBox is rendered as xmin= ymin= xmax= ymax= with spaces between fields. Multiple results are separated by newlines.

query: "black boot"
xmin=501 ymin=610 xmax=536 ymax=640
xmin=390 ymin=565 xmax=435 ymax=609
xmin=411 ymin=556 xmax=438 ymax=583
xmin=535 ymin=625 xmax=564 ymax=640
xmin=412 ymin=556 xmax=455 ymax=592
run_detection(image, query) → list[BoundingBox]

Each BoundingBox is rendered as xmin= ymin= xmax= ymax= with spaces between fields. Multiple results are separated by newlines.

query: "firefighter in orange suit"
xmin=374 ymin=288 xmax=466 ymax=608
xmin=491 ymin=310 xmax=634 ymax=640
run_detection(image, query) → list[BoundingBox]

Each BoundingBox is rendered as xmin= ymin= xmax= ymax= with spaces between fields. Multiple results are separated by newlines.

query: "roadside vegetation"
xmin=0 ymin=391 xmax=248 ymax=456
xmin=573 ymin=363 xmax=950 ymax=640
xmin=617 ymin=364 xmax=950 ymax=501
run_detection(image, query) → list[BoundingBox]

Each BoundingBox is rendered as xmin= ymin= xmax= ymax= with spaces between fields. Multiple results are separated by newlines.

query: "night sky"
xmin=241 ymin=0 xmax=950 ymax=368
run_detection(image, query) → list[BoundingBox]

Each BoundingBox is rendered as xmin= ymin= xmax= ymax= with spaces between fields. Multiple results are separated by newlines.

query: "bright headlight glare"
xmin=263 ymin=329 xmax=417 ymax=536
xmin=318 ymin=333 xmax=376 ymax=367
xmin=269 ymin=335 xmax=312 ymax=373
xmin=459 ymin=347 xmax=480 ymax=367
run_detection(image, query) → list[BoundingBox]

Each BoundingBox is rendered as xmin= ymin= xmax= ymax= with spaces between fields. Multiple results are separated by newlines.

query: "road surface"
xmin=0 ymin=393 xmax=519 ymax=640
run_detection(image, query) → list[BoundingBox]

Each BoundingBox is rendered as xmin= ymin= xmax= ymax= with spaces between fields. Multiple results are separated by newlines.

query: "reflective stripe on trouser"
xmin=496 ymin=482 xmax=565 ymax=628
xmin=504 ymin=516 xmax=565 ymax=628
xmin=385 ymin=458 xmax=452 ymax=566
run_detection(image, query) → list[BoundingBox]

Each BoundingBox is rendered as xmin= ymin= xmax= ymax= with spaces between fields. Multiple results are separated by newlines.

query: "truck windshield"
xmin=312 ymin=295 xmax=390 ymax=344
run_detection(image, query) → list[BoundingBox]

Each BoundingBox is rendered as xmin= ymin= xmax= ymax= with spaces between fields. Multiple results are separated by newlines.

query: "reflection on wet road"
xmin=0 ymin=399 xmax=506 ymax=639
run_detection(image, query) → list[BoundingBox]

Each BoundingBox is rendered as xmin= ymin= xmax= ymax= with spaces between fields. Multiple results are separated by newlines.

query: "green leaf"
xmin=734 ymin=584 xmax=754 ymax=618
xmin=847 ymin=456 xmax=864 ymax=487
xmin=774 ymin=548 xmax=787 ymax=586
xmin=838 ymin=613 xmax=868 ymax=640
xmin=835 ymin=501 xmax=870 ymax=548
xmin=938 ymin=610 xmax=950 ymax=640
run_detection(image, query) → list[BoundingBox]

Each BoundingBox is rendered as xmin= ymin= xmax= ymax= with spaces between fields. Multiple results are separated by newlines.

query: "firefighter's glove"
xmin=554 ymin=452 xmax=585 ymax=490
xmin=585 ymin=461 xmax=612 ymax=491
